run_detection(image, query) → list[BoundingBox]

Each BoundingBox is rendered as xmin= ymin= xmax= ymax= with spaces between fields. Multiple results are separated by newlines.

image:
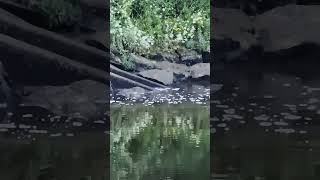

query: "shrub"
xmin=121 ymin=54 xmax=136 ymax=71
xmin=111 ymin=0 xmax=210 ymax=57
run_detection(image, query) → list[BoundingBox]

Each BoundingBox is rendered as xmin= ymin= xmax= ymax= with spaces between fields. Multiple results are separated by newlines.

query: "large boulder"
xmin=255 ymin=5 xmax=320 ymax=52
xmin=154 ymin=61 xmax=190 ymax=79
xmin=138 ymin=69 xmax=174 ymax=85
xmin=212 ymin=8 xmax=258 ymax=62
xmin=189 ymin=63 xmax=210 ymax=79
xmin=22 ymin=80 xmax=107 ymax=120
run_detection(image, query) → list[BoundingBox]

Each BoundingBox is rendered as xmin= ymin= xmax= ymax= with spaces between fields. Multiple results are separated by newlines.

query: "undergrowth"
xmin=111 ymin=0 xmax=210 ymax=62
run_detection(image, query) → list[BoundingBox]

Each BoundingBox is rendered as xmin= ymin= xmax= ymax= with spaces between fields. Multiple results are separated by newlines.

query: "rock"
xmin=255 ymin=5 xmax=320 ymax=52
xmin=138 ymin=69 xmax=174 ymax=85
xmin=153 ymin=52 xmax=179 ymax=63
xmin=190 ymin=63 xmax=210 ymax=79
xmin=176 ymin=49 xmax=202 ymax=66
xmin=129 ymin=54 xmax=156 ymax=71
xmin=154 ymin=61 xmax=190 ymax=79
xmin=22 ymin=80 xmax=107 ymax=120
xmin=212 ymin=8 xmax=257 ymax=62
xmin=213 ymin=8 xmax=256 ymax=49
xmin=117 ymin=87 xmax=146 ymax=99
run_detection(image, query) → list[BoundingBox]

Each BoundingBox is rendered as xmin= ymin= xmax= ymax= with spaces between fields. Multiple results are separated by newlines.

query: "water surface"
xmin=111 ymin=86 xmax=210 ymax=180
xmin=211 ymin=61 xmax=320 ymax=180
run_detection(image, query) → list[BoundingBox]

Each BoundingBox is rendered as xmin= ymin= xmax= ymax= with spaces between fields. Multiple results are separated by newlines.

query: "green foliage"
xmin=111 ymin=0 xmax=210 ymax=56
xmin=121 ymin=54 xmax=136 ymax=71
xmin=38 ymin=0 xmax=82 ymax=29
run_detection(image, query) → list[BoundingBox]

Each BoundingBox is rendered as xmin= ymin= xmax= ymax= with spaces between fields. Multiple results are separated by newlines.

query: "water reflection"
xmin=111 ymin=103 xmax=210 ymax=180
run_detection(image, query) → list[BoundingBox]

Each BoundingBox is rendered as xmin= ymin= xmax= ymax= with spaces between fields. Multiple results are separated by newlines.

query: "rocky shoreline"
xmin=0 ymin=0 xmax=318 ymax=122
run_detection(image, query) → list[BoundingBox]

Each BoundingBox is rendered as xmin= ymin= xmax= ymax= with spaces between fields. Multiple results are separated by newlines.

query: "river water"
xmin=211 ymin=61 xmax=320 ymax=180
xmin=110 ymin=86 xmax=210 ymax=180
xmin=0 ymin=106 xmax=108 ymax=180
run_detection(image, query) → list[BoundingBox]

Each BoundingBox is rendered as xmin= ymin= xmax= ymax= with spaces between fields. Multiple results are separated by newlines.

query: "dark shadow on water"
xmin=211 ymin=59 xmax=320 ymax=180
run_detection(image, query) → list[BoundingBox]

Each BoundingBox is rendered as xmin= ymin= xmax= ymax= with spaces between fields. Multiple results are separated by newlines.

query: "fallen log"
xmin=0 ymin=33 xmax=108 ymax=84
xmin=110 ymin=73 xmax=153 ymax=90
xmin=111 ymin=65 xmax=167 ymax=89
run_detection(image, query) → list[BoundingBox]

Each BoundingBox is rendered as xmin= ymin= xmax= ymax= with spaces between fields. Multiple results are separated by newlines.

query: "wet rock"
xmin=189 ymin=63 xmax=210 ymax=79
xmin=22 ymin=80 xmax=107 ymax=120
xmin=176 ymin=49 xmax=202 ymax=66
xmin=138 ymin=69 xmax=174 ymax=85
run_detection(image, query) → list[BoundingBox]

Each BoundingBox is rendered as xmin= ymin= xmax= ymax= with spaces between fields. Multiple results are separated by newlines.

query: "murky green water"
xmin=110 ymin=103 xmax=210 ymax=180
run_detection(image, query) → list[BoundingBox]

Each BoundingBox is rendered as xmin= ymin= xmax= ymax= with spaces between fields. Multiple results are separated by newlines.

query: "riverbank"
xmin=212 ymin=4 xmax=320 ymax=67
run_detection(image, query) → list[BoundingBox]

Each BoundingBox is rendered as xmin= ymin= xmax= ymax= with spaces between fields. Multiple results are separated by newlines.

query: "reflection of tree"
xmin=111 ymin=104 xmax=210 ymax=180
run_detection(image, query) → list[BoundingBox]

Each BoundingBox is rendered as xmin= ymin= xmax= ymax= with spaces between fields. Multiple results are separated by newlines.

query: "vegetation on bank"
xmin=111 ymin=0 xmax=210 ymax=65
xmin=38 ymin=0 xmax=82 ymax=29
